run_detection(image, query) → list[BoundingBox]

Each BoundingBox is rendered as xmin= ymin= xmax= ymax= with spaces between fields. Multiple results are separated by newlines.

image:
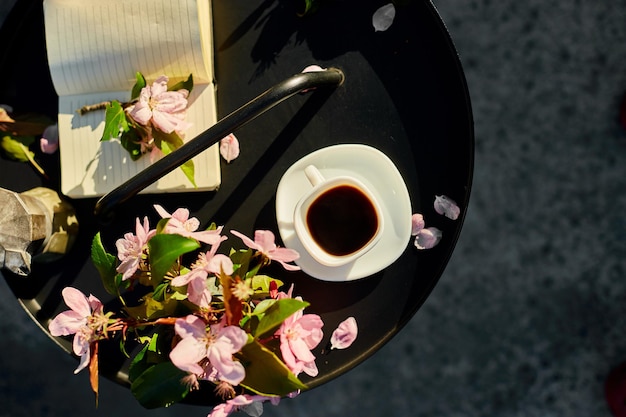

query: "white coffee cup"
xmin=293 ymin=165 xmax=384 ymax=267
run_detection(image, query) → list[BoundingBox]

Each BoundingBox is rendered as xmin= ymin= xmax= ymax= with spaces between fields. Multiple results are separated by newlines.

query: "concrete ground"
xmin=1 ymin=1 xmax=626 ymax=416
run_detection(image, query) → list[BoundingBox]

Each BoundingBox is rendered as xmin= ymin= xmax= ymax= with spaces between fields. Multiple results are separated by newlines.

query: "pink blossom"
xmin=219 ymin=133 xmax=239 ymax=163
xmin=330 ymin=317 xmax=358 ymax=350
xmin=115 ymin=216 xmax=156 ymax=280
xmin=40 ymin=123 xmax=59 ymax=154
xmin=414 ymin=227 xmax=442 ymax=250
xmin=230 ymin=230 xmax=300 ymax=271
xmin=208 ymin=394 xmax=280 ymax=417
xmin=154 ymin=204 xmax=224 ymax=245
xmin=171 ymin=240 xmax=233 ymax=308
xmin=434 ymin=195 xmax=460 ymax=220
xmin=48 ymin=287 xmax=107 ymax=374
xmin=127 ymin=75 xmax=191 ymax=134
xmin=169 ymin=315 xmax=247 ymax=385
xmin=275 ymin=304 xmax=324 ymax=377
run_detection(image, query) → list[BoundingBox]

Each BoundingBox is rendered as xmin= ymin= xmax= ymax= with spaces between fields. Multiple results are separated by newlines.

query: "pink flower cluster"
xmin=49 ymin=204 xmax=359 ymax=417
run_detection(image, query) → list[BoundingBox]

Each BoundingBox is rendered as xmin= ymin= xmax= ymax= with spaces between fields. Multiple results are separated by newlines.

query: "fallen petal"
xmin=411 ymin=213 xmax=425 ymax=236
xmin=433 ymin=195 xmax=460 ymax=220
xmin=414 ymin=227 xmax=442 ymax=250
xmin=372 ymin=3 xmax=396 ymax=32
xmin=219 ymin=133 xmax=240 ymax=163
xmin=330 ymin=317 xmax=358 ymax=350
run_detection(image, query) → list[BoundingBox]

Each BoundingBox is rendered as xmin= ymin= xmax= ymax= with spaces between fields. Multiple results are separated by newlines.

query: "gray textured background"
xmin=2 ymin=1 xmax=626 ymax=416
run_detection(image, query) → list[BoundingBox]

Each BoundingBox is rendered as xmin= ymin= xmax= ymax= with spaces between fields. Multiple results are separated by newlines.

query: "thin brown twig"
xmin=77 ymin=101 xmax=111 ymax=115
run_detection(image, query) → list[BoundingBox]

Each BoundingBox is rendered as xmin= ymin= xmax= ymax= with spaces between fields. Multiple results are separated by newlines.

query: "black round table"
xmin=0 ymin=0 xmax=473 ymax=407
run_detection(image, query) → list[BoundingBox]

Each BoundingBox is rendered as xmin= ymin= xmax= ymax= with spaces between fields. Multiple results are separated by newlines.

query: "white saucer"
xmin=276 ymin=144 xmax=412 ymax=281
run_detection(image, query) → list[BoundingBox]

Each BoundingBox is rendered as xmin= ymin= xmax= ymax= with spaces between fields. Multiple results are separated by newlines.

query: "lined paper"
xmin=44 ymin=0 xmax=220 ymax=198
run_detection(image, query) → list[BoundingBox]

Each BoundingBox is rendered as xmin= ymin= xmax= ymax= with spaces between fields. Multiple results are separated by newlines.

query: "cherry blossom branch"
xmin=77 ymin=101 xmax=112 ymax=115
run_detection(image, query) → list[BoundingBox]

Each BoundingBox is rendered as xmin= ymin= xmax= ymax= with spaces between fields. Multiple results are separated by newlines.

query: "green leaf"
xmin=124 ymin=303 xmax=148 ymax=320
xmin=152 ymin=125 xmax=184 ymax=148
xmin=152 ymin=282 xmax=169 ymax=302
xmin=253 ymin=298 xmax=309 ymax=339
xmin=129 ymin=331 xmax=174 ymax=381
xmin=251 ymin=275 xmax=284 ymax=294
xmin=160 ymin=139 xmax=196 ymax=187
xmin=252 ymin=298 xmax=277 ymax=316
xmin=120 ymin=128 xmax=143 ymax=160
xmin=170 ymin=288 xmax=188 ymax=301
xmin=101 ymin=100 xmax=129 ymax=141
xmin=154 ymin=129 xmax=196 ymax=187
xmin=128 ymin=341 xmax=151 ymax=382
xmin=1 ymin=134 xmax=35 ymax=162
xmin=145 ymin=293 xmax=178 ymax=319
xmin=169 ymin=74 xmax=194 ymax=93
xmin=0 ymin=134 xmax=47 ymax=176
xmin=130 ymin=72 xmax=147 ymax=100
xmin=297 ymin=0 xmax=321 ymax=16
xmin=91 ymin=233 xmax=120 ymax=296
xmin=241 ymin=299 xmax=274 ymax=332
xmin=240 ymin=340 xmax=307 ymax=396
xmin=155 ymin=218 xmax=170 ymax=234
xmin=131 ymin=362 xmax=189 ymax=409
xmin=126 ymin=289 xmax=182 ymax=320
xmin=230 ymin=249 xmax=253 ymax=278
xmin=116 ymin=273 xmax=131 ymax=292
xmin=147 ymin=234 xmax=200 ymax=284
xmin=179 ymin=158 xmax=196 ymax=187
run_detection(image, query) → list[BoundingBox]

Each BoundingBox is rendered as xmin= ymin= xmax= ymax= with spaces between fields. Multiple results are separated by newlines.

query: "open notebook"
xmin=43 ymin=0 xmax=220 ymax=198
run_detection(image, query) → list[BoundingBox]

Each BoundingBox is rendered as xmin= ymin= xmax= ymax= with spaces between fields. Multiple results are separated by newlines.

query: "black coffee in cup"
xmin=306 ymin=184 xmax=379 ymax=256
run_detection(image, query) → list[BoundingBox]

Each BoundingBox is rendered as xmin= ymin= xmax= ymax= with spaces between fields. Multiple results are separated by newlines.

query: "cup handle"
xmin=304 ymin=165 xmax=325 ymax=187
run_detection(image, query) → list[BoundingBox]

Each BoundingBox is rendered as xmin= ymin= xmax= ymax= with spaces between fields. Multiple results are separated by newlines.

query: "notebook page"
xmin=44 ymin=0 xmax=221 ymax=198
xmin=44 ymin=0 xmax=213 ymax=97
